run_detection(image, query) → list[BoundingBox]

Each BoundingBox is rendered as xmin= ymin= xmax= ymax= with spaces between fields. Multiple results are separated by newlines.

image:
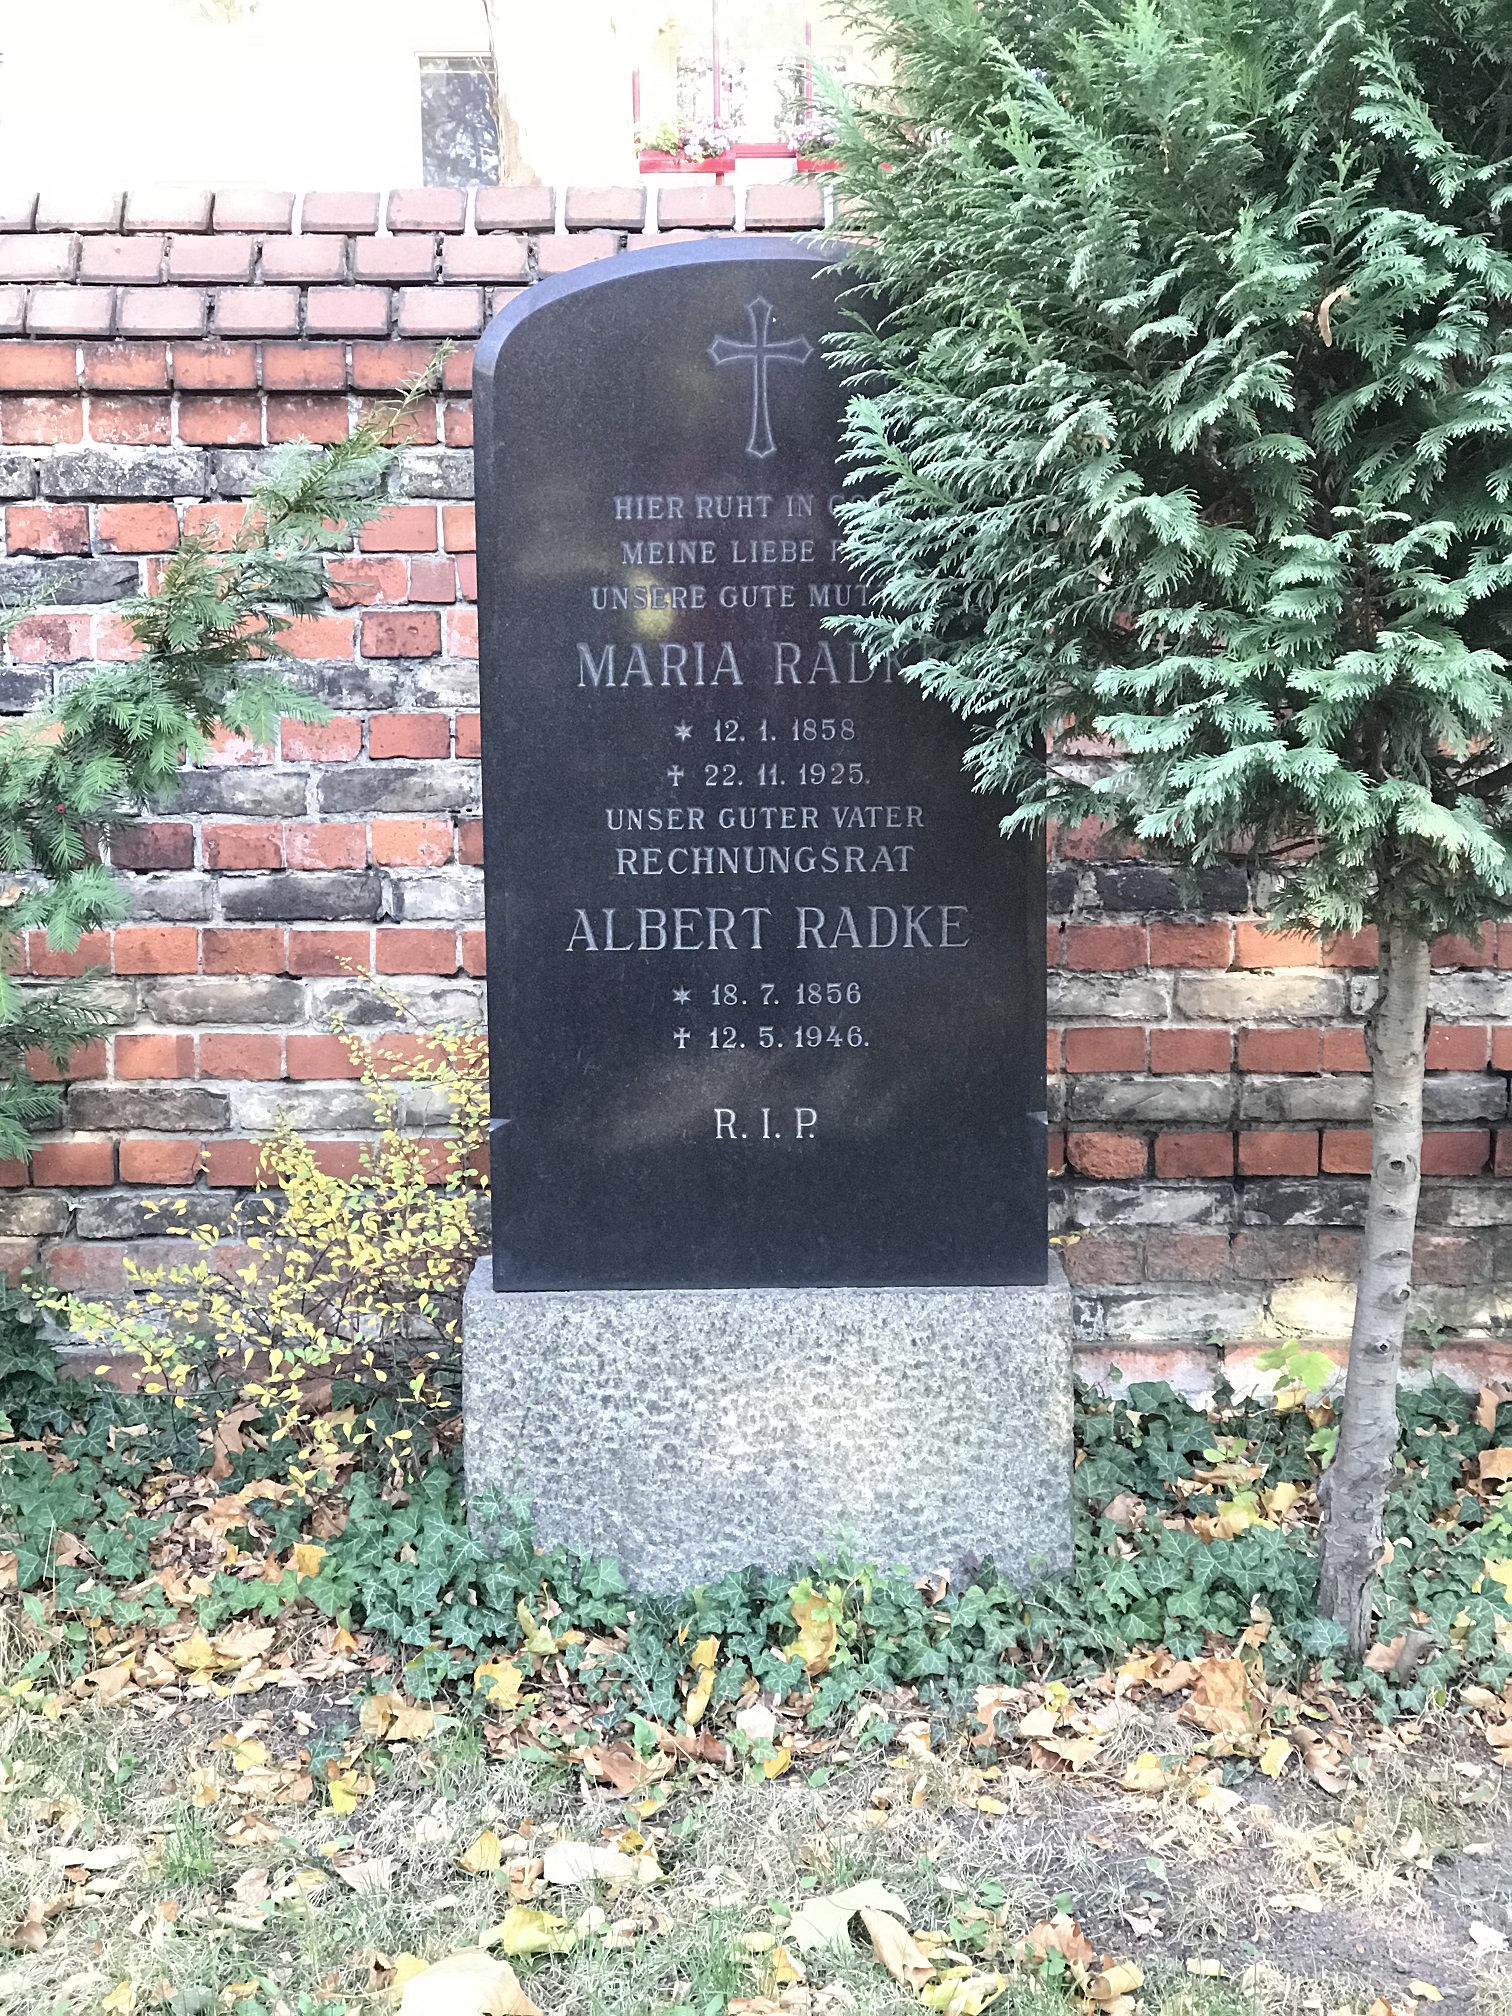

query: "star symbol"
xmin=674 ymin=722 xmax=693 ymax=741
xmin=673 ymin=987 xmax=691 ymax=1005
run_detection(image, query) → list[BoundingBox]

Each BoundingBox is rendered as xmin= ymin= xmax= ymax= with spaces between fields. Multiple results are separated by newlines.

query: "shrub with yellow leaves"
xmin=59 ymin=1010 xmax=488 ymax=1489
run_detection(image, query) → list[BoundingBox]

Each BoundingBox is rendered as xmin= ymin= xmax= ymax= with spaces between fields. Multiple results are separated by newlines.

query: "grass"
xmin=0 ymin=1689 xmax=1505 ymax=2016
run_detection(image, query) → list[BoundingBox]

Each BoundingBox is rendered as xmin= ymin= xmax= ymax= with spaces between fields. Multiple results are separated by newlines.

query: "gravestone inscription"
xmin=464 ymin=239 xmax=1071 ymax=1588
xmin=474 ymin=238 xmax=1047 ymax=1290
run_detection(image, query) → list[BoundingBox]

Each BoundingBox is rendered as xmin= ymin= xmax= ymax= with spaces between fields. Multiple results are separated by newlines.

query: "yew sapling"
xmin=829 ymin=0 xmax=1512 ymax=1651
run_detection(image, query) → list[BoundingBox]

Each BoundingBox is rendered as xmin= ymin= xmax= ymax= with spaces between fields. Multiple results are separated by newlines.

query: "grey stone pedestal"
xmin=462 ymin=1261 xmax=1073 ymax=1591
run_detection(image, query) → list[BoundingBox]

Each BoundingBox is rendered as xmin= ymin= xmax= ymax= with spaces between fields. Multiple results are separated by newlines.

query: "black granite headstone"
xmin=474 ymin=240 xmax=1046 ymax=1291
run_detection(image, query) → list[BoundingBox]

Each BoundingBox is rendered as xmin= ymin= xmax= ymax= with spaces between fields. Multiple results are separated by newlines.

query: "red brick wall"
xmin=0 ymin=181 xmax=1507 ymax=1363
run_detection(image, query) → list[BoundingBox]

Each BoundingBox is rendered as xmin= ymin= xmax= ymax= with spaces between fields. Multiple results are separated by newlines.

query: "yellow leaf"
xmin=359 ymin=1691 xmax=434 ymax=1743
xmin=1016 ymin=1705 xmax=1059 ymax=1739
xmin=785 ymin=1589 xmax=839 ymax=1676
xmin=1120 ymin=1753 xmax=1169 ymax=1792
xmin=486 ymin=1904 xmax=577 ymax=1956
xmin=1258 ymin=1737 xmax=1292 ymax=1779
xmin=515 ymin=1600 xmax=557 ymax=1657
xmin=292 ymin=1543 xmax=325 ymax=1579
xmin=398 ymin=1949 xmax=544 ymax=2016
xmin=762 ymin=1746 xmax=792 ymax=1780
xmin=1409 ymin=1985 xmax=1443 ymax=2003
xmin=474 ymin=1658 xmax=526 ymax=1711
xmin=1483 ymin=1558 xmax=1512 ymax=1600
xmin=326 ymin=1768 xmax=366 ymax=1815
xmin=461 ymin=1829 xmax=505 ymax=1873
xmin=102 ymin=1986 xmax=134 ymax=2015
xmin=859 ymin=1907 xmax=935 ymax=1991
xmin=691 ymin=1634 xmax=719 ymax=1670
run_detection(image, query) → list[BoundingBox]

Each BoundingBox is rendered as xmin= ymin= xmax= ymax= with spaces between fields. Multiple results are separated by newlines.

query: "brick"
xmin=536 ymin=231 xmax=617 ymax=274
xmin=221 ymin=868 xmax=379 ymax=923
xmin=278 ymin=612 xmax=355 ymax=659
xmin=8 ymin=611 xmax=91 ymax=661
xmin=1149 ymin=1027 xmax=1229 ymax=1074
xmin=352 ymin=235 xmax=437 ymax=284
xmin=1 ymin=394 xmax=81 ymax=445
xmin=1322 ymin=927 xmax=1378 ymax=966
xmin=1143 ymin=1229 xmax=1233 ymax=1280
xmin=461 ymin=929 xmax=487 ymax=976
xmin=183 ymin=500 xmax=255 ymax=550
xmin=1427 ymin=1024 xmax=1489 ymax=1070
xmin=1063 ymin=1026 xmax=1144 ymax=1073
xmin=204 ymin=1139 xmax=267 ymax=1187
xmin=173 ymin=341 xmax=259 ymax=390
xmin=201 ymin=927 xmax=285 ymax=974
xmin=0 ymin=194 xmax=38 ymax=232
xmin=178 ymin=395 xmax=261 ymax=445
xmin=1322 ymin=1027 xmax=1370 ymax=1071
xmin=564 ymin=186 xmax=644 ymax=230
xmin=286 ymin=1033 xmax=362 ymax=1080
xmin=280 ymin=715 xmax=361 ymax=760
xmin=36 ymin=190 xmax=124 ymax=233
xmin=409 ymin=555 xmax=456 ymax=602
xmin=115 ymin=1032 xmax=195 ymax=1078
xmin=1433 ymin=926 xmax=1495 ymax=968
xmin=113 ymin=924 xmax=198 ymax=973
xmin=442 ymin=235 xmax=528 ymax=282
xmin=31 ymin=1139 xmax=114 ymax=1186
xmin=657 ymin=184 xmax=736 ymax=230
xmin=348 ymin=341 xmax=432 ymax=391
xmin=262 ymin=344 xmax=348 ymax=391
xmin=167 ymin=234 xmax=255 ymax=284
xmin=0 ymin=236 xmax=79 ymax=283
xmin=119 ymin=1138 xmax=203 ymax=1184
xmin=1238 ymin=1130 xmax=1319 ymax=1176
xmin=204 ymin=822 xmax=282 ymax=869
xmin=1498 ymin=1129 xmax=1512 ymax=1176
xmin=376 ymin=927 xmax=457 ymax=975
xmin=387 ymin=187 xmax=468 ymax=233
xmin=87 ymin=394 xmax=171 ymax=444
xmin=369 ymin=710 xmax=448 ymax=758
xmin=112 ymin=821 xmax=194 ymax=871
xmin=27 ymin=928 xmax=110 ymax=977
xmin=360 ymin=503 xmax=436 ymax=552
xmin=445 ymin=607 xmax=478 ymax=656
xmin=0 ymin=342 xmax=77 ymax=390
xmin=95 ymin=501 xmax=178 ymax=552
xmin=25 ymin=1040 xmax=106 ymax=1083
xmin=1065 ymin=923 xmax=1146 ymax=971
xmin=305 ymin=287 xmax=390 ymax=338
xmin=301 ymin=191 xmax=380 ymax=234
xmin=395 ymin=287 xmax=484 ymax=339
xmin=1154 ymin=1132 xmax=1235 ymax=1178
xmin=123 ymin=187 xmax=212 ymax=233
xmin=118 ymin=288 xmax=207 ymax=338
xmin=372 ymin=818 xmax=453 ymax=867
xmin=28 ymin=288 xmax=114 ymax=337
xmin=1422 ymin=1130 xmax=1492 ymax=1175
xmin=1235 ymin=921 xmax=1319 ymax=967
xmin=326 ymin=554 xmax=406 ymax=606
xmin=213 ymin=189 xmax=294 ymax=232
xmin=78 ymin=235 xmax=164 ymax=283
xmin=455 ymin=710 xmax=480 ymax=759
xmin=0 ymin=286 xmax=24 ymax=338
xmin=284 ymin=822 xmax=365 ymax=870
xmin=82 ymin=342 xmax=168 ymax=390
xmin=5 ymin=502 xmax=87 ymax=553
xmin=1066 ymin=1131 xmax=1147 ymax=1178
xmin=442 ymin=347 xmax=474 ymax=393
xmin=444 ymin=403 xmax=473 ymax=448
xmin=1149 ymin=920 xmax=1230 ymax=968
xmin=201 ymin=1032 xmax=283 ymax=1079
xmin=287 ymin=928 xmax=371 ymax=976
xmin=210 ymin=287 xmax=300 ymax=339
xmin=457 ymin=553 xmax=477 ymax=599
xmin=267 ymin=394 xmax=349 ymax=444
xmin=93 ymin=611 xmax=142 ymax=661
xmin=459 ymin=817 xmax=484 ymax=866
xmin=1494 ymin=1025 xmax=1512 ymax=1070
xmin=744 ymin=184 xmax=826 ymax=229
xmin=476 ymin=186 xmax=555 ymax=231
xmin=1061 ymin=1234 xmax=1142 ymax=1285
xmin=361 ymin=610 xmax=442 ymax=659
xmin=1237 ymin=1027 xmax=1322 ymax=1072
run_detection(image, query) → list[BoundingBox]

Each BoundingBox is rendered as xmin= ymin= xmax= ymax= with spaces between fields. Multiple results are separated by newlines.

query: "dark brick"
xmin=0 ymin=554 xmax=140 ymax=602
xmin=125 ymin=875 xmax=214 ymax=921
xmin=0 ymin=1193 xmax=71 ymax=1235
xmin=0 ymin=451 xmax=35 ymax=499
xmin=298 ymin=662 xmax=400 ymax=710
xmin=1046 ymin=867 xmax=1080 ymax=911
xmin=142 ymin=977 xmax=306 ymax=1025
xmin=168 ymin=771 xmax=309 ymax=816
xmin=1089 ymin=865 xmax=1182 ymax=912
xmin=317 ymin=763 xmax=479 ymax=814
xmin=219 ymin=869 xmax=384 ymax=922
xmin=67 ymin=1085 xmax=230 ymax=1130
xmin=1199 ymin=865 xmax=1251 ymax=912
xmin=207 ymin=448 xmax=282 ymax=496
xmin=391 ymin=448 xmax=473 ymax=499
xmin=75 ymin=1192 xmax=244 ymax=1239
xmin=40 ymin=448 xmax=209 ymax=500
xmin=1236 ymin=1177 xmax=1368 ymax=1227
xmin=0 ymin=670 xmax=52 ymax=712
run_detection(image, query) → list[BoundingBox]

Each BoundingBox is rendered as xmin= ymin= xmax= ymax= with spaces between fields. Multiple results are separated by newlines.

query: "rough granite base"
xmin=462 ymin=1261 xmax=1073 ymax=1591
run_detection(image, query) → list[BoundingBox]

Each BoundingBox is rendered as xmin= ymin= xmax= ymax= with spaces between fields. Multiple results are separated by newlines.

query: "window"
xmin=419 ymin=56 xmax=502 ymax=187
xmin=632 ymin=1 xmax=859 ymax=157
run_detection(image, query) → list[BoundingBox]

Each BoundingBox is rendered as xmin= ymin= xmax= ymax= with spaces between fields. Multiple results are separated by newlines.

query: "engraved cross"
xmin=708 ymin=297 xmax=813 ymax=460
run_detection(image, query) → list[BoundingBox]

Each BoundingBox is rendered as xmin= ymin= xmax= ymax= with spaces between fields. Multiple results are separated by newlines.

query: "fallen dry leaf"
xmin=582 ymin=1742 xmax=675 ymax=1795
xmin=1480 ymin=1448 xmax=1512 ymax=1484
xmin=859 ymin=1907 xmax=935 ymax=1991
xmin=788 ymin=1880 xmax=912 ymax=1954
xmin=1181 ymin=1658 xmax=1258 ymax=1736
xmin=359 ymin=1691 xmax=434 ymax=1744
xmin=1021 ymin=1916 xmax=1095 ymax=1971
xmin=398 ymin=1948 xmax=543 ymax=2016
xmin=786 ymin=1590 xmax=839 ymax=1676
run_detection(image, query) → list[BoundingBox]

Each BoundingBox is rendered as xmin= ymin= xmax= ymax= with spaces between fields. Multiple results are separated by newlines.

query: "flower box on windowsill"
xmin=638 ymin=150 xmax=736 ymax=175
xmin=732 ymin=141 xmax=797 ymax=160
xmin=797 ymin=156 xmax=841 ymax=174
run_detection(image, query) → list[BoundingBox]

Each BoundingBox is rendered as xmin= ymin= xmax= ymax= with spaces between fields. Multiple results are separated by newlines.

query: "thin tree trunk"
xmin=1316 ymin=924 xmax=1431 ymax=1658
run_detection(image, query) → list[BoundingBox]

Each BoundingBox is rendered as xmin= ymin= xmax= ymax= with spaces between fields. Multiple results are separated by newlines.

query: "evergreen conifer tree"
xmin=830 ymin=0 xmax=1512 ymax=1651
